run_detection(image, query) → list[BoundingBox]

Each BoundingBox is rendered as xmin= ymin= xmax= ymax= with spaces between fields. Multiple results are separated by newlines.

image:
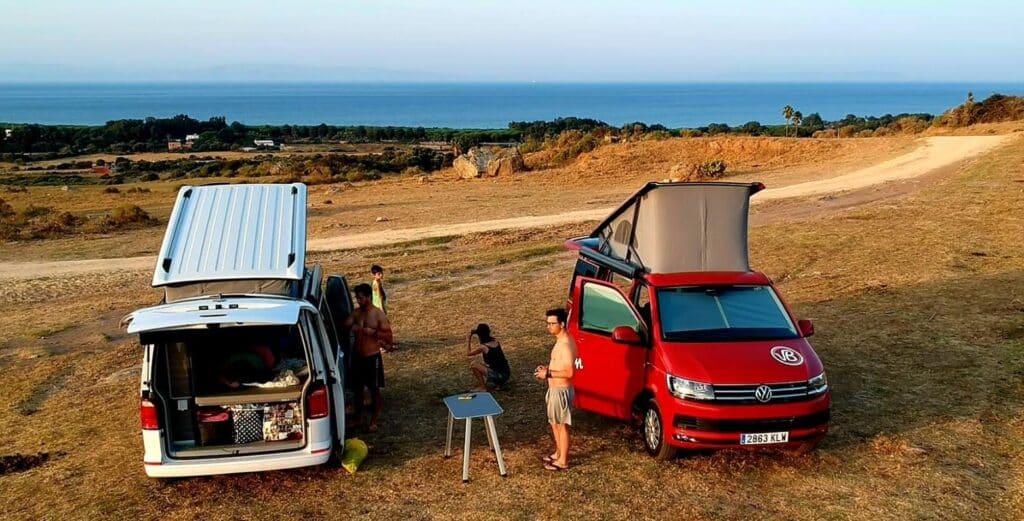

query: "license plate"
xmin=740 ymin=431 xmax=789 ymax=445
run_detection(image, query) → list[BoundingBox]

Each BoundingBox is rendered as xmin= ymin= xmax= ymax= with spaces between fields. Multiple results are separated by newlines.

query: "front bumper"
xmin=662 ymin=391 xmax=831 ymax=449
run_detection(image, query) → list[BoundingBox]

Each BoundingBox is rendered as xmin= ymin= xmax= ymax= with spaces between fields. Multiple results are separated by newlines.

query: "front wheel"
xmin=641 ymin=399 xmax=677 ymax=460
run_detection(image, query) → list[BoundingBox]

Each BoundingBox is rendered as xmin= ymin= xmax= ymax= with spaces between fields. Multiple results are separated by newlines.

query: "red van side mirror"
xmin=612 ymin=326 xmax=642 ymax=344
xmin=798 ymin=319 xmax=815 ymax=337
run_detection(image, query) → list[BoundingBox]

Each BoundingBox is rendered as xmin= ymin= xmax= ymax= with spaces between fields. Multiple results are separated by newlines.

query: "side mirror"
xmin=611 ymin=326 xmax=642 ymax=345
xmin=798 ymin=319 xmax=815 ymax=337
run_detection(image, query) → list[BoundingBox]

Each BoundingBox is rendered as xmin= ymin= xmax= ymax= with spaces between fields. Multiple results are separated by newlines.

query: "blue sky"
xmin=1 ymin=0 xmax=1021 ymax=82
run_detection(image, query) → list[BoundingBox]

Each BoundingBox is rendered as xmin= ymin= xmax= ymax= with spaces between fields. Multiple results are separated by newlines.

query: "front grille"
xmin=673 ymin=410 xmax=830 ymax=432
xmin=712 ymin=381 xmax=821 ymax=404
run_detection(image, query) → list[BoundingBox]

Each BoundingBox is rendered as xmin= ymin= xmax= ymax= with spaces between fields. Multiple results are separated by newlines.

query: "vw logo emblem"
xmin=754 ymin=385 xmax=773 ymax=403
xmin=770 ymin=346 xmax=804 ymax=366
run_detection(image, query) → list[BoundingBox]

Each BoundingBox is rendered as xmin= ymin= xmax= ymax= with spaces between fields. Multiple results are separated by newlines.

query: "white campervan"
xmin=124 ymin=183 xmax=354 ymax=478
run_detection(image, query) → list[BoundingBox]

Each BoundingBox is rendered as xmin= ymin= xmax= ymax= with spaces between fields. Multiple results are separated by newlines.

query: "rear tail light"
xmin=307 ymin=383 xmax=329 ymax=419
xmin=140 ymin=399 xmax=160 ymax=430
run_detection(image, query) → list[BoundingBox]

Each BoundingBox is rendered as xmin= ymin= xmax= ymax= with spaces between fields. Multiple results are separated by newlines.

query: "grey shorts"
xmin=545 ymin=387 xmax=574 ymax=425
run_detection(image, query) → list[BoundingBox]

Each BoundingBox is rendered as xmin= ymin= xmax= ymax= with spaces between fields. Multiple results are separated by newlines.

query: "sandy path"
xmin=0 ymin=135 xmax=1012 ymax=282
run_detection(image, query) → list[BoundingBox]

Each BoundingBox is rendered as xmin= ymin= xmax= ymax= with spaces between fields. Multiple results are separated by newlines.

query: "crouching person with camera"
xmin=467 ymin=323 xmax=510 ymax=391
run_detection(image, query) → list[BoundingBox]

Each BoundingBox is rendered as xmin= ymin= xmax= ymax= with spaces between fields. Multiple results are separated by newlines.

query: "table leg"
xmin=444 ymin=412 xmax=454 ymax=458
xmin=462 ymin=418 xmax=472 ymax=483
xmin=485 ymin=417 xmax=495 ymax=451
xmin=485 ymin=415 xmax=508 ymax=478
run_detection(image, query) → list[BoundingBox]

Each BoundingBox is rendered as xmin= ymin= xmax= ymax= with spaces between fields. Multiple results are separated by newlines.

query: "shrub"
xmin=141 ymin=173 xmax=159 ymax=182
xmin=103 ymin=186 xmax=121 ymax=194
xmin=0 ymin=198 xmax=13 ymax=218
xmin=4 ymin=185 xmax=28 ymax=193
xmin=31 ymin=212 xmax=82 ymax=238
xmin=107 ymin=204 xmax=155 ymax=227
xmin=18 ymin=205 xmax=52 ymax=219
xmin=697 ymin=160 xmax=727 ymax=178
xmin=891 ymin=116 xmax=929 ymax=134
xmin=857 ymin=129 xmax=875 ymax=138
xmin=645 ymin=130 xmax=673 ymax=141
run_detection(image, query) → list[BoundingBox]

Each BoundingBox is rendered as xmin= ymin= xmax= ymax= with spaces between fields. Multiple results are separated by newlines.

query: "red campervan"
xmin=565 ymin=182 xmax=829 ymax=459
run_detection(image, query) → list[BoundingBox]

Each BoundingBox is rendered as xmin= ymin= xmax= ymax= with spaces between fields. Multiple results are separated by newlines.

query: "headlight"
xmin=807 ymin=372 xmax=828 ymax=394
xmin=667 ymin=375 xmax=715 ymax=401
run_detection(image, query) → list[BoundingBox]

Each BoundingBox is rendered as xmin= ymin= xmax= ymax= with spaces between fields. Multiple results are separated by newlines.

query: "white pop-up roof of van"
xmin=152 ymin=184 xmax=307 ymax=287
xmin=589 ymin=182 xmax=763 ymax=274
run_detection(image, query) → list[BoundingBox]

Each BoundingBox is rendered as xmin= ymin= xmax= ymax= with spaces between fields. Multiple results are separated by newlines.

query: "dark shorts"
xmin=486 ymin=368 xmax=510 ymax=388
xmin=353 ymin=353 xmax=385 ymax=392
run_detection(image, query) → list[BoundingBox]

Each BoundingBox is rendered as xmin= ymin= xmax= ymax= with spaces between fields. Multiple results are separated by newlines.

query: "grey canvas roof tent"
xmin=152 ymin=183 xmax=308 ymax=302
xmin=579 ymin=182 xmax=764 ymax=275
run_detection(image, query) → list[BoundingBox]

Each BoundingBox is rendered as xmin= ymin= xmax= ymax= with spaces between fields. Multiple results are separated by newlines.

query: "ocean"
xmin=0 ymin=82 xmax=1021 ymax=128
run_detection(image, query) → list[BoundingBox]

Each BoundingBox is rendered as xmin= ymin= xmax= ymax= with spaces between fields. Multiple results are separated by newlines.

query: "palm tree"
xmin=792 ymin=111 xmax=803 ymax=138
xmin=782 ymin=105 xmax=794 ymax=137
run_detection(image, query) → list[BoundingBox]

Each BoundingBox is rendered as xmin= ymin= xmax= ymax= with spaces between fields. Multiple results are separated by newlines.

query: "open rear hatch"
xmin=129 ymin=297 xmax=313 ymax=458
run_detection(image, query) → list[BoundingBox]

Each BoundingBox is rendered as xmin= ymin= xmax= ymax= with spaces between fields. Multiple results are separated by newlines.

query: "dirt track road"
xmin=0 ymin=135 xmax=1013 ymax=281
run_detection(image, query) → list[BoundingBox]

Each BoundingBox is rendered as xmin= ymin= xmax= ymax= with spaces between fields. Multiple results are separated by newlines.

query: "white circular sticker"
xmin=770 ymin=346 xmax=804 ymax=366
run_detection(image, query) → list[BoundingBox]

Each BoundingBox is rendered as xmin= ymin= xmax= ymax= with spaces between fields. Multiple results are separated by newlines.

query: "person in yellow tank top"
xmin=371 ymin=264 xmax=388 ymax=315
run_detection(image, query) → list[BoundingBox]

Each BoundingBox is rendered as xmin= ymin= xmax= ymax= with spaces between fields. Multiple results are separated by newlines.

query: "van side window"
xmin=580 ymin=282 xmax=641 ymax=335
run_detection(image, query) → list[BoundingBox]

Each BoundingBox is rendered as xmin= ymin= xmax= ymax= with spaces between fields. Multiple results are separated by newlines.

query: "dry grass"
xmin=1 ymin=136 xmax=1023 ymax=520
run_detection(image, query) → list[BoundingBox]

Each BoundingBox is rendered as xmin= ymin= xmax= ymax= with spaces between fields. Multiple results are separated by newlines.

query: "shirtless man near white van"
xmin=535 ymin=308 xmax=577 ymax=471
xmin=345 ymin=283 xmax=393 ymax=433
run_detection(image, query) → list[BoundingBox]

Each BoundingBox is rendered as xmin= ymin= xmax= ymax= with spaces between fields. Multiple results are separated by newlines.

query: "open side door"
xmin=569 ymin=276 xmax=649 ymax=421
xmin=324 ymin=275 xmax=354 ymax=390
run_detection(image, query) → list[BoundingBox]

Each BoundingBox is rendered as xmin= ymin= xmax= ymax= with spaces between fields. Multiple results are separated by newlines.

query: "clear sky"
xmin=1 ymin=0 xmax=1021 ymax=82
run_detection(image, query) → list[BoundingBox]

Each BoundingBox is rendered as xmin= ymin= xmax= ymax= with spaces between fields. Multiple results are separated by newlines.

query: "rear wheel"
xmin=641 ymin=400 xmax=677 ymax=460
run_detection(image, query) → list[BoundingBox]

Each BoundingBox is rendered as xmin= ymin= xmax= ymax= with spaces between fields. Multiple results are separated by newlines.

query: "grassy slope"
xmin=0 ymin=138 xmax=1022 ymax=519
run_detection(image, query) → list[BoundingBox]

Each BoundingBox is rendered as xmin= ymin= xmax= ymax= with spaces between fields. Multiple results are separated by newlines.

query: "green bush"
xmin=697 ymin=160 xmax=727 ymax=178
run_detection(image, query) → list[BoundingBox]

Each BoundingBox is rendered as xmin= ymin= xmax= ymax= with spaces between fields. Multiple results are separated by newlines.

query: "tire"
xmin=641 ymin=399 xmax=677 ymax=460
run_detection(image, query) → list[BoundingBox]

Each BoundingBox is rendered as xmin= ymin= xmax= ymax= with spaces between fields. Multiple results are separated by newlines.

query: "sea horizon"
xmin=2 ymin=81 xmax=1022 ymax=128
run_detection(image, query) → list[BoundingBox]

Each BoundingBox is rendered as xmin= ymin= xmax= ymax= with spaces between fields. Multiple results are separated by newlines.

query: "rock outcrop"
xmin=454 ymin=146 xmax=525 ymax=179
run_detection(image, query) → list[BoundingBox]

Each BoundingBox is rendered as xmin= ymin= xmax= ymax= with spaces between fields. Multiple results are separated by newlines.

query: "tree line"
xmin=0 ymin=107 xmax=956 ymax=160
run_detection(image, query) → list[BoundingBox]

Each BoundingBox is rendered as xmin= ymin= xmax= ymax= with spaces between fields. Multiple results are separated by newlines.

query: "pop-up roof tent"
xmin=151 ymin=183 xmax=308 ymax=302
xmin=582 ymin=182 xmax=764 ymax=275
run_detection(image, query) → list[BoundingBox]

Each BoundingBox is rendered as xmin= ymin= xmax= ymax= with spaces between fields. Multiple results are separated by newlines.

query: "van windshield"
xmin=656 ymin=285 xmax=798 ymax=342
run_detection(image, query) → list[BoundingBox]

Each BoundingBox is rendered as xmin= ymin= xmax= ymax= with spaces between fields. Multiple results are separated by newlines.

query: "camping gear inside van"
xmin=144 ymin=323 xmax=313 ymax=458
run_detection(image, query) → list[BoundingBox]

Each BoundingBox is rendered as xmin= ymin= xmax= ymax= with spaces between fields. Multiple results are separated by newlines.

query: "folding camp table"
xmin=442 ymin=392 xmax=508 ymax=483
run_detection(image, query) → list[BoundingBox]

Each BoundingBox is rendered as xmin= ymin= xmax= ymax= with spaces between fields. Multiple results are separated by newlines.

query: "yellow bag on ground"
xmin=341 ymin=438 xmax=368 ymax=474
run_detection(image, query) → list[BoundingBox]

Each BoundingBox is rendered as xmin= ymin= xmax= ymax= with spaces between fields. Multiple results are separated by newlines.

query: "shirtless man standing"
xmin=345 ymin=283 xmax=394 ymax=433
xmin=535 ymin=308 xmax=577 ymax=471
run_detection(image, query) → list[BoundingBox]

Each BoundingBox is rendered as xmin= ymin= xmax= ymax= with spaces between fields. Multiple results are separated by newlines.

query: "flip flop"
xmin=543 ymin=462 xmax=569 ymax=471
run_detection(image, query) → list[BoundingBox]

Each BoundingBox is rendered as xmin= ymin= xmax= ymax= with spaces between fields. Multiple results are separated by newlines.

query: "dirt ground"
xmin=1 ymin=132 xmax=1023 ymax=520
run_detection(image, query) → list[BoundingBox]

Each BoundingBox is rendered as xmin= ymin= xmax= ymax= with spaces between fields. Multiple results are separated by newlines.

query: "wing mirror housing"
xmin=798 ymin=319 xmax=815 ymax=337
xmin=611 ymin=326 xmax=643 ymax=345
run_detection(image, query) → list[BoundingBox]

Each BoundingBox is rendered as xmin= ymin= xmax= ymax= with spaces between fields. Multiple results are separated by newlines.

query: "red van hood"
xmin=658 ymin=338 xmax=823 ymax=384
